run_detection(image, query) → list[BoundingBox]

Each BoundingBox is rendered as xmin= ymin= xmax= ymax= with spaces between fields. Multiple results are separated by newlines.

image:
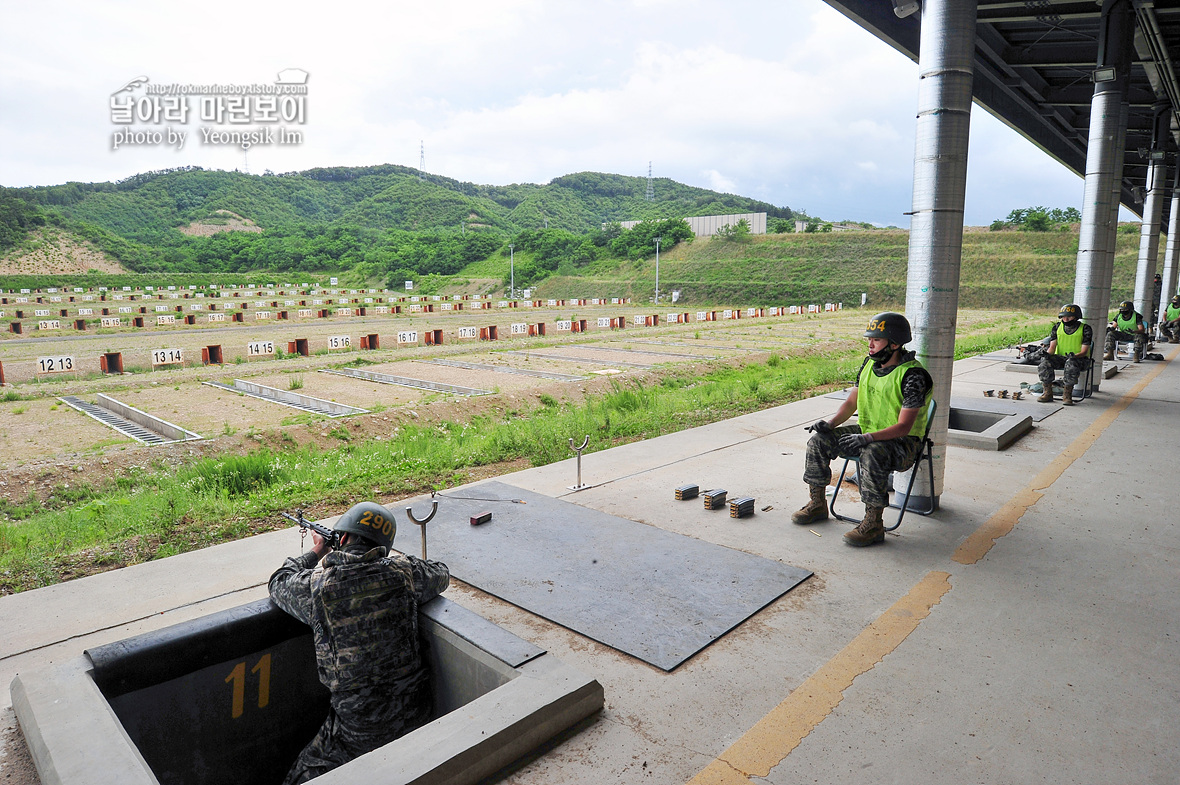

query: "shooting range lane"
xmin=405 ymin=481 xmax=812 ymax=671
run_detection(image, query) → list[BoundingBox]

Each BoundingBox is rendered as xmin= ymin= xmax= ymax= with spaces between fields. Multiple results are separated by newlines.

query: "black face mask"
xmin=869 ymin=344 xmax=896 ymax=364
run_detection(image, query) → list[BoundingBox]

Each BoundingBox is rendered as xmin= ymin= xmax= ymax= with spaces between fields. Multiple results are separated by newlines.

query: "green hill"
xmin=524 ymin=228 xmax=1144 ymax=309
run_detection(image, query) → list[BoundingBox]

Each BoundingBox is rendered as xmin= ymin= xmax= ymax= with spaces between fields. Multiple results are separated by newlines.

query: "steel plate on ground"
xmin=404 ymin=481 xmax=811 ymax=671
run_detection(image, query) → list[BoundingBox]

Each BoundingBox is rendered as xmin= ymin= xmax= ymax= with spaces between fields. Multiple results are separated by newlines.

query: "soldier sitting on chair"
xmin=1037 ymin=303 xmax=1092 ymax=406
xmin=791 ymin=312 xmax=932 ymax=547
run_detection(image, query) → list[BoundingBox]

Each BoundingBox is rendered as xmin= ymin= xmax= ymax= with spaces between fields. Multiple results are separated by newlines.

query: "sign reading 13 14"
xmin=152 ymin=348 xmax=184 ymax=366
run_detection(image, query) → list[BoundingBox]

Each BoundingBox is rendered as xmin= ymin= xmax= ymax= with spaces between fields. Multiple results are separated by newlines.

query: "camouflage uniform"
xmin=802 ymin=353 xmax=931 ymax=509
xmin=1037 ymin=321 xmax=1093 ymax=387
xmin=269 ymin=544 xmax=450 ymax=785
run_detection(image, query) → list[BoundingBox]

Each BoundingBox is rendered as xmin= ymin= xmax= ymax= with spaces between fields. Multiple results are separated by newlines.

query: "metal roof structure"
xmin=825 ymin=0 xmax=1180 ymax=215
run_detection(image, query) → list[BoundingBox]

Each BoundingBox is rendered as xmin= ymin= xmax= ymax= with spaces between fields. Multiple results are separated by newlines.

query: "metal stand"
xmin=568 ymin=435 xmax=590 ymax=491
xmin=405 ymin=499 xmax=438 ymax=559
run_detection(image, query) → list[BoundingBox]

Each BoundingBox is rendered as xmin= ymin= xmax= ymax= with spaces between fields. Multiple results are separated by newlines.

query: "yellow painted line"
xmin=953 ymin=344 xmax=1178 ymax=564
xmin=686 ymin=571 xmax=952 ymax=785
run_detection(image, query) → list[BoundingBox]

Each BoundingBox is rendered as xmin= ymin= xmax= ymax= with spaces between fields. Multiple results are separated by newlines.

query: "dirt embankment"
xmin=0 ymin=229 xmax=127 ymax=275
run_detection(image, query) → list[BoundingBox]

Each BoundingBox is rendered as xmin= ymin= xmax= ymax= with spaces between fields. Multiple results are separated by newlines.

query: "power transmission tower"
xmin=419 ymin=141 xmax=425 ymax=181
xmin=646 ymin=161 xmax=654 ymax=201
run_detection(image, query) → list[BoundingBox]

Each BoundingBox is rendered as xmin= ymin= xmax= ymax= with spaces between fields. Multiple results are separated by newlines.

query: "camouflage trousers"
xmin=283 ymin=683 xmax=430 ymax=785
xmin=1037 ymin=354 xmax=1089 ymax=387
xmin=1161 ymin=321 xmax=1180 ymax=342
xmin=802 ymin=426 xmax=923 ymax=510
xmin=1104 ymin=329 xmax=1147 ymax=355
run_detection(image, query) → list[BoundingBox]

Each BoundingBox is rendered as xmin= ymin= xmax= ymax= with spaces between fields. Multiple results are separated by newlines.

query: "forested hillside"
xmin=0 ymin=166 xmax=794 ymax=282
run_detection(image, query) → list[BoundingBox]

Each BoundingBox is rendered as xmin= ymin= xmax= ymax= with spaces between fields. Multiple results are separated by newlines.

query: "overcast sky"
xmin=0 ymin=0 xmax=1099 ymax=227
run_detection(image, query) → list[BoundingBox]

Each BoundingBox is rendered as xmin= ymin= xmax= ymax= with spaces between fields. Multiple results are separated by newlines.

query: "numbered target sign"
xmin=15 ymin=297 xmax=28 ymax=303
xmin=598 ymin=317 xmax=611 ymax=327
xmin=497 ymin=301 xmax=509 ymax=308
xmin=556 ymin=320 xmax=572 ymax=331
xmin=313 ymin=299 xmax=324 ymax=306
xmin=247 ymin=340 xmax=275 ymax=357
xmin=327 ymin=335 xmax=351 ymax=350
xmin=208 ymin=313 xmax=226 ymax=322
xmin=190 ymin=303 xmax=205 ymax=310
xmin=155 ymin=305 xmax=169 ymax=312
xmin=255 ymin=311 xmax=272 ymax=320
xmin=37 ymin=355 xmax=75 ymax=374
xmin=441 ymin=303 xmax=453 ymax=311
xmin=297 ymin=309 xmax=313 ymax=318
xmin=458 ymin=326 xmax=478 ymax=339
xmin=101 ymin=317 xmax=121 ymax=328
xmin=510 ymin=323 xmax=528 ymax=335
xmin=409 ymin=304 xmax=422 ymax=313
xmin=78 ymin=308 xmax=93 ymax=316
xmin=152 ymin=348 xmax=184 ymax=366
xmin=633 ymin=315 xmax=646 ymax=326
xmin=723 ymin=310 xmax=734 ymax=319
xmin=119 ymin=306 xmax=133 ymax=314
xmin=157 ymin=315 xmax=176 ymax=326
xmin=38 ymin=320 xmax=62 ymax=330
xmin=397 ymin=330 xmax=418 ymax=345
xmin=547 ymin=299 xmax=557 ymax=306
xmin=375 ymin=306 xmax=389 ymax=314
xmin=337 ymin=308 xmax=353 ymax=317
xmin=50 ymin=296 xmax=62 ymax=303
xmin=35 ymin=309 xmax=50 ymax=317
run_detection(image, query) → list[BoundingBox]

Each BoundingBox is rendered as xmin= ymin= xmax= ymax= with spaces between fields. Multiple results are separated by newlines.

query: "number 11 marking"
xmin=225 ymin=653 xmax=271 ymax=719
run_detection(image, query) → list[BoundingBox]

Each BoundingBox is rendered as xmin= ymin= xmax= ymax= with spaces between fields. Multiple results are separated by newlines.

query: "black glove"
xmin=806 ymin=420 xmax=833 ymax=434
xmin=837 ymin=433 xmax=873 ymax=451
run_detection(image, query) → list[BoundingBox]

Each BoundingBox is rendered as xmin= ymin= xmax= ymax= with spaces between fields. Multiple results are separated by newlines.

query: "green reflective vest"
xmin=857 ymin=358 xmax=929 ymax=438
xmin=1115 ymin=312 xmax=1139 ymax=333
xmin=1055 ymin=322 xmax=1084 ymax=355
xmin=1166 ymin=303 xmax=1180 ymax=321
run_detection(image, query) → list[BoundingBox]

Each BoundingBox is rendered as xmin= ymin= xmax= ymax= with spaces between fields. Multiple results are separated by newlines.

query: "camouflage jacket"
xmin=269 ymin=544 xmax=450 ymax=724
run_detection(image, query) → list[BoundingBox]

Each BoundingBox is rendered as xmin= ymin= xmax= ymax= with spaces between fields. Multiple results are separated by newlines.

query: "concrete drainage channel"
xmin=58 ymin=394 xmax=202 ymax=444
xmin=203 ymin=379 xmax=369 ymax=417
xmin=11 ymin=597 xmax=603 ymax=785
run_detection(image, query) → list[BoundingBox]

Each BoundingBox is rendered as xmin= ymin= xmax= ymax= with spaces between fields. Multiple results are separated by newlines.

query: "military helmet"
xmin=334 ymin=501 xmax=397 ymax=549
xmin=1058 ymin=303 xmax=1083 ymax=320
xmin=1118 ymin=300 xmax=1135 ymax=315
xmin=864 ymin=312 xmax=912 ymax=345
xmin=1172 ymin=294 xmax=1180 ymax=306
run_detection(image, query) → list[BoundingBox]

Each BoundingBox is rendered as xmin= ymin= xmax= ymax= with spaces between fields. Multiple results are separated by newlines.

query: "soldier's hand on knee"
xmin=837 ymin=433 xmax=873 ymax=451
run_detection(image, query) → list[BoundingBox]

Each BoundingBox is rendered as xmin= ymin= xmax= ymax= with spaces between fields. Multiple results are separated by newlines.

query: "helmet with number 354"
xmin=863 ymin=312 xmax=912 ymax=345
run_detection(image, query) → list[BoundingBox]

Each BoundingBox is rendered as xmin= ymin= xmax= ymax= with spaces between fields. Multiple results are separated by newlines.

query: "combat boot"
xmin=1062 ymin=384 xmax=1074 ymax=406
xmin=844 ymin=507 xmax=885 ymax=547
xmin=791 ymin=484 xmax=829 ymax=525
xmin=1037 ymin=385 xmax=1054 ymax=403
xmin=1104 ymin=348 xmax=1115 ymax=360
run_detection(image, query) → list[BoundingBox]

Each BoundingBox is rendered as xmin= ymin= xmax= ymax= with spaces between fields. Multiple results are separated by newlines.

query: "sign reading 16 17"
xmin=247 ymin=341 xmax=275 ymax=357
xmin=38 ymin=355 xmax=76 ymax=374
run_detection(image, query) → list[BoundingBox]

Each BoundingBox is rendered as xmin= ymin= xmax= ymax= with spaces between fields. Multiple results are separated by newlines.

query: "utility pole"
xmin=654 ymin=237 xmax=661 ymax=304
xmin=509 ymin=243 xmax=515 ymax=299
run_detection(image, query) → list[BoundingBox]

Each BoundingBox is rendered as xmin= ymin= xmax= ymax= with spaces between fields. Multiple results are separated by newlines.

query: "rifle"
xmin=281 ymin=509 xmax=342 ymax=548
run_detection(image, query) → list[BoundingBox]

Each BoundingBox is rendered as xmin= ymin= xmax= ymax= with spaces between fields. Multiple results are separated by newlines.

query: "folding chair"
xmin=829 ymin=398 xmax=937 ymax=532
xmin=1076 ymin=357 xmax=1095 ymax=401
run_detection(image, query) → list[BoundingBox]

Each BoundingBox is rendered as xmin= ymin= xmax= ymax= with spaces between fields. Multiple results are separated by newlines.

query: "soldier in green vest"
xmin=792 ymin=312 xmax=932 ymax=547
xmin=270 ymin=502 xmax=450 ymax=784
xmin=1161 ymin=294 xmax=1180 ymax=343
xmin=1103 ymin=300 xmax=1147 ymax=362
xmin=1037 ymin=303 xmax=1092 ymax=406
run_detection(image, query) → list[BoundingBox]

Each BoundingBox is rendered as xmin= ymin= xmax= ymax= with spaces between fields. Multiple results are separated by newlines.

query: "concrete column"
xmin=901 ymin=0 xmax=977 ymax=507
xmin=1074 ymin=0 xmax=1135 ymax=383
xmin=1162 ymin=166 xmax=1180 ymax=308
xmin=1133 ymin=105 xmax=1171 ymax=323
xmin=1134 ymin=158 xmax=1167 ymax=322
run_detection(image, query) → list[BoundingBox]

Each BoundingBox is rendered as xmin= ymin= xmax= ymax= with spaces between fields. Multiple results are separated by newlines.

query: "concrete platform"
xmin=4 ymin=344 xmax=1179 ymax=785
